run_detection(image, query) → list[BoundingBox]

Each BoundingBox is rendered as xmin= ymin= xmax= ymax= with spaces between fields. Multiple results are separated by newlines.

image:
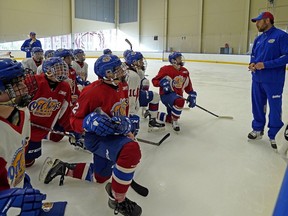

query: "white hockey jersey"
xmin=21 ymin=58 xmax=42 ymax=74
xmin=71 ymin=61 xmax=88 ymax=81
xmin=0 ymin=108 xmax=30 ymax=189
xmin=126 ymin=69 xmax=142 ymax=115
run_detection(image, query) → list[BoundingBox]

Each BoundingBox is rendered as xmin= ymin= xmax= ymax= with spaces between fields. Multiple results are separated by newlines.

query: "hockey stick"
xmin=30 ymin=123 xmax=89 ymax=151
xmin=137 ymin=133 xmax=170 ymax=146
xmin=125 ymin=38 xmax=133 ymax=50
xmin=178 ymin=95 xmax=233 ymax=119
xmin=131 ymin=180 xmax=149 ymax=197
xmin=195 ymin=104 xmax=233 ymax=119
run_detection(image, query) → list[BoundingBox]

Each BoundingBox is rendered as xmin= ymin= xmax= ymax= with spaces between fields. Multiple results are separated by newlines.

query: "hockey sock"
xmin=66 ymin=163 xmax=95 ymax=182
xmin=112 ymin=142 xmax=141 ymax=202
xmin=171 ymin=98 xmax=184 ymax=119
xmin=148 ymin=103 xmax=159 ymax=119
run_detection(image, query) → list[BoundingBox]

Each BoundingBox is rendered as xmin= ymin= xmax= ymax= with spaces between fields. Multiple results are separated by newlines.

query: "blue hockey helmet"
xmin=42 ymin=57 xmax=68 ymax=82
xmin=103 ymin=48 xmax=112 ymax=55
xmin=0 ymin=58 xmax=38 ymax=107
xmin=125 ymin=51 xmax=143 ymax=65
xmin=31 ymin=47 xmax=43 ymax=54
xmin=94 ymin=54 xmax=126 ymax=84
xmin=123 ymin=49 xmax=132 ymax=60
xmin=54 ymin=49 xmax=73 ymax=58
xmin=44 ymin=50 xmax=55 ymax=59
xmin=168 ymin=52 xmax=184 ymax=66
xmin=126 ymin=51 xmax=146 ymax=70
xmin=73 ymin=49 xmax=85 ymax=62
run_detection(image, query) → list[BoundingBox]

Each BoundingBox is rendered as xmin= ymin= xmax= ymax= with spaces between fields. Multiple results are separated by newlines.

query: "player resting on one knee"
xmin=40 ymin=54 xmax=143 ymax=216
xmin=25 ymin=57 xmax=73 ymax=167
xmin=152 ymin=52 xmax=197 ymax=132
xmin=125 ymin=51 xmax=165 ymax=133
xmin=0 ymin=58 xmax=66 ymax=216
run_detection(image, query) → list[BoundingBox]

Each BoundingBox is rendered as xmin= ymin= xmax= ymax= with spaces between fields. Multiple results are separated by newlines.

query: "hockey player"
xmin=36 ymin=50 xmax=55 ymax=74
xmin=103 ymin=48 xmax=112 ymax=55
xmin=125 ymin=51 xmax=165 ymax=131
xmin=71 ymin=49 xmax=90 ymax=89
xmin=54 ymin=49 xmax=80 ymax=104
xmin=0 ymin=58 xmax=66 ymax=216
xmin=25 ymin=57 xmax=72 ymax=167
xmin=152 ymin=52 xmax=197 ymax=132
xmin=40 ymin=54 xmax=142 ymax=216
xmin=21 ymin=47 xmax=44 ymax=74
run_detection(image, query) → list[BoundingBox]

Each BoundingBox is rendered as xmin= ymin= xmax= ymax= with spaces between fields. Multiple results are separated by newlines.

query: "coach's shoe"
xmin=105 ymin=183 xmax=142 ymax=216
xmin=248 ymin=130 xmax=264 ymax=140
xmin=270 ymin=139 xmax=277 ymax=152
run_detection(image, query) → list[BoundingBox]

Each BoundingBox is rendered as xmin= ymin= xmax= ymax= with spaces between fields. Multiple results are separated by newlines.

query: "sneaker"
xmin=248 ymin=130 xmax=263 ymax=140
xmin=105 ymin=183 xmax=142 ymax=216
xmin=39 ymin=157 xmax=75 ymax=186
xmin=270 ymin=139 xmax=277 ymax=151
xmin=172 ymin=120 xmax=180 ymax=132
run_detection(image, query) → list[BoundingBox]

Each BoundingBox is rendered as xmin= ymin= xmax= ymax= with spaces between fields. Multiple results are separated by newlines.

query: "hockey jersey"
xmin=0 ymin=108 xmax=30 ymax=190
xmin=27 ymin=73 xmax=72 ymax=141
xmin=21 ymin=58 xmax=42 ymax=74
xmin=70 ymin=80 xmax=129 ymax=133
xmin=71 ymin=61 xmax=88 ymax=81
xmin=126 ymin=68 xmax=141 ymax=115
xmin=152 ymin=65 xmax=194 ymax=96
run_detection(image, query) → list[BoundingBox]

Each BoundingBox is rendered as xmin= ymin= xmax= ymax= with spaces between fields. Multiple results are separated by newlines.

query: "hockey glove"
xmin=0 ymin=188 xmax=46 ymax=216
xmin=83 ymin=113 xmax=116 ymax=136
xmin=23 ymin=173 xmax=33 ymax=189
xmin=111 ymin=116 xmax=132 ymax=135
xmin=187 ymin=91 xmax=197 ymax=108
xmin=159 ymin=77 xmax=174 ymax=94
xmin=129 ymin=115 xmax=140 ymax=136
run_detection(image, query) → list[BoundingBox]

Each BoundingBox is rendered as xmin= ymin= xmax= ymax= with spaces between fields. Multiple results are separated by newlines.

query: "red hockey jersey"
xmin=70 ymin=80 xmax=129 ymax=133
xmin=27 ymin=73 xmax=72 ymax=141
xmin=152 ymin=65 xmax=194 ymax=96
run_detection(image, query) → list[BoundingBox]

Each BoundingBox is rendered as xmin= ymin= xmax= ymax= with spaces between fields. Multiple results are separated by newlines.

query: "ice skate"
xmin=270 ymin=139 xmax=277 ymax=152
xmin=172 ymin=120 xmax=180 ymax=132
xmin=247 ymin=130 xmax=263 ymax=140
xmin=105 ymin=183 xmax=142 ymax=216
xmin=148 ymin=118 xmax=165 ymax=132
xmin=143 ymin=109 xmax=150 ymax=119
xmin=39 ymin=157 xmax=75 ymax=186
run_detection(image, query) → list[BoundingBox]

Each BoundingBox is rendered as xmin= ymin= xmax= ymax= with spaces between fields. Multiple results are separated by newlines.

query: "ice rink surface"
xmin=26 ymin=58 xmax=288 ymax=216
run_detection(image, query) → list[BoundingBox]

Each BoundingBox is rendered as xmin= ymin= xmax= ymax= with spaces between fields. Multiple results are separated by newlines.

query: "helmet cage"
xmin=2 ymin=68 xmax=38 ymax=107
xmin=46 ymin=61 xmax=69 ymax=82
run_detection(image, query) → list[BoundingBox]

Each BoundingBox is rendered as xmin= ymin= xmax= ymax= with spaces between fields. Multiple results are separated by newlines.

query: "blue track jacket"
xmin=250 ymin=26 xmax=288 ymax=83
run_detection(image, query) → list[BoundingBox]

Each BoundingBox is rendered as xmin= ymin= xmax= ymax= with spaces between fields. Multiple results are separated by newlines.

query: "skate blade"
xmin=148 ymin=127 xmax=165 ymax=132
xmin=39 ymin=157 xmax=55 ymax=182
xmin=74 ymin=146 xmax=91 ymax=154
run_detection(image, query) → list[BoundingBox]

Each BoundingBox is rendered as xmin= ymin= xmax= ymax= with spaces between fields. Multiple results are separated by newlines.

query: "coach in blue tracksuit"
xmin=247 ymin=11 xmax=288 ymax=150
xmin=20 ymin=32 xmax=42 ymax=58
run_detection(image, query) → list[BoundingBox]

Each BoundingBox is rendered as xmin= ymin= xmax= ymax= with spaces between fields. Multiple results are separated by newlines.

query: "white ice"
xmin=26 ymin=59 xmax=287 ymax=216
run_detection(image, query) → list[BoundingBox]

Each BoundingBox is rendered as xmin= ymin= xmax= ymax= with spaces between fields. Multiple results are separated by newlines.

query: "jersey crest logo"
xmin=173 ymin=75 xmax=185 ymax=88
xmin=7 ymin=139 xmax=26 ymax=187
xmin=28 ymin=97 xmax=61 ymax=117
xmin=111 ymin=98 xmax=128 ymax=116
xmin=268 ymin=39 xmax=275 ymax=43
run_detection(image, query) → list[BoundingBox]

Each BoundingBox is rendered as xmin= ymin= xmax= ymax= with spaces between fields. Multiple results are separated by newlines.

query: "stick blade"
xmin=218 ymin=116 xmax=234 ymax=119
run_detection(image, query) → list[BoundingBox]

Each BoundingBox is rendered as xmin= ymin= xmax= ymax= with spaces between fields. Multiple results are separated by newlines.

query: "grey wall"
xmin=0 ymin=0 xmax=71 ymax=42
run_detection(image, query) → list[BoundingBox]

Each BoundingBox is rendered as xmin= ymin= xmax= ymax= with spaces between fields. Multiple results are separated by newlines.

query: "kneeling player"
xmin=152 ymin=52 xmax=197 ymax=132
xmin=0 ymin=59 xmax=66 ymax=216
xmin=40 ymin=54 xmax=142 ymax=216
